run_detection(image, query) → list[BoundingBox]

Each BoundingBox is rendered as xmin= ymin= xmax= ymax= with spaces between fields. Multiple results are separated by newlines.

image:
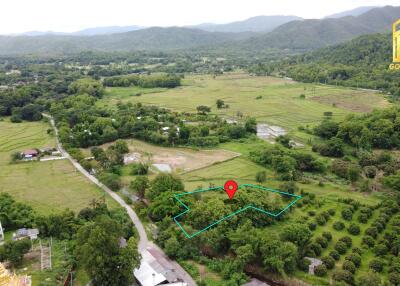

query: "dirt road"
xmin=43 ymin=114 xmax=196 ymax=286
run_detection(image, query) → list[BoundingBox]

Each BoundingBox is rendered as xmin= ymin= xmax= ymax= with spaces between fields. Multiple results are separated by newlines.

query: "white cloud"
xmin=1 ymin=0 xmax=399 ymax=34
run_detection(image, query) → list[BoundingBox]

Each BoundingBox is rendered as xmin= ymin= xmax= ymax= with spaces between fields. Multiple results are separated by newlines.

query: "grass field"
xmin=101 ymin=73 xmax=389 ymax=132
xmin=0 ymin=119 xmax=118 ymax=214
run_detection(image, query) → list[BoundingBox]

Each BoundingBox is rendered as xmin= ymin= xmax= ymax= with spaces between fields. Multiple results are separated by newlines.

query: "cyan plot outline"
xmin=173 ymin=183 xmax=302 ymax=238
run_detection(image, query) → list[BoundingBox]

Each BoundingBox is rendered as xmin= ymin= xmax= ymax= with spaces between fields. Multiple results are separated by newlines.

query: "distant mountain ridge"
xmin=0 ymin=6 xmax=398 ymax=55
xmin=324 ymin=6 xmax=378 ymax=18
xmin=241 ymin=5 xmax=400 ymax=51
xmin=189 ymin=15 xmax=302 ymax=33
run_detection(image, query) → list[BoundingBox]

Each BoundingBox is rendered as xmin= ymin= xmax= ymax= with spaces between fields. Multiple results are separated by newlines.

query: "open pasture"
xmin=0 ymin=119 xmax=117 ymax=214
xmin=102 ymin=73 xmax=388 ymax=131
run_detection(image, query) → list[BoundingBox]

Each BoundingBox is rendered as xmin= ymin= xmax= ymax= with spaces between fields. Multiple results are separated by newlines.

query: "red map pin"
xmin=224 ymin=180 xmax=238 ymax=200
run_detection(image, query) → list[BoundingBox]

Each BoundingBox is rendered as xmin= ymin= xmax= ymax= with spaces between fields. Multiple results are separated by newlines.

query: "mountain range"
xmin=0 ymin=5 xmax=398 ymax=55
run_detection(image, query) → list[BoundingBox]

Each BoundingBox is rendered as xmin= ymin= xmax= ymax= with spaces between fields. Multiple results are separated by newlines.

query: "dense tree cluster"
xmin=103 ymin=73 xmax=181 ymax=88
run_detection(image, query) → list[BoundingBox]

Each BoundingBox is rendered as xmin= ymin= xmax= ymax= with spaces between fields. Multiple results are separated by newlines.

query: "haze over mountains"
xmin=0 ymin=5 xmax=398 ymax=55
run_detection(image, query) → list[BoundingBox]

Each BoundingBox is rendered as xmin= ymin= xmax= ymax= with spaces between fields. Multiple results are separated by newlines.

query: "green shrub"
xmin=328 ymin=209 xmax=336 ymax=216
xmin=339 ymin=236 xmax=352 ymax=248
xmin=333 ymin=221 xmax=345 ymax=231
xmin=130 ymin=162 xmax=149 ymax=175
xmin=373 ymin=244 xmax=388 ymax=256
xmin=389 ymin=272 xmax=400 ymax=286
xmin=315 ymin=237 xmax=328 ymax=248
xmin=369 ymin=259 xmax=384 ymax=273
xmin=315 ymin=214 xmax=327 ymax=226
xmin=365 ymin=227 xmax=378 ymax=239
xmin=255 ymin=171 xmax=267 ymax=183
xmin=298 ymin=258 xmax=311 ymax=272
xmin=335 ymin=241 xmax=347 ymax=254
xmin=329 ymin=250 xmax=340 ymax=261
xmin=341 ymin=208 xmax=353 ymax=221
xmin=362 ymin=236 xmax=375 ymax=248
xmin=321 ymin=256 xmax=335 ymax=269
xmin=345 ymin=254 xmax=361 ymax=268
xmin=308 ymin=222 xmax=317 ymax=231
xmin=347 ymin=224 xmax=360 ymax=235
xmin=332 ymin=270 xmax=354 ymax=285
xmin=314 ymin=264 xmax=327 ymax=277
xmin=342 ymin=260 xmax=356 ymax=274
xmin=322 ymin=231 xmax=332 ymax=241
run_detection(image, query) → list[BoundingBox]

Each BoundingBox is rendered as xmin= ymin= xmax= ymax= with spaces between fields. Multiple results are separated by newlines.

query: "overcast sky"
xmin=1 ymin=0 xmax=399 ymax=34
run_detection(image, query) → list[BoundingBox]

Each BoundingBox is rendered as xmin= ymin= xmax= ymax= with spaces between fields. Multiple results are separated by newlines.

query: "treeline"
xmin=250 ymin=33 xmax=400 ymax=100
xmin=310 ymin=107 xmax=400 ymax=191
xmin=53 ymin=84 xmax=257 ymax=148
xmin=0 ymin=193 xmax=140 ymax=285
xmin=103 ymin=73 xmax=181 ymax=88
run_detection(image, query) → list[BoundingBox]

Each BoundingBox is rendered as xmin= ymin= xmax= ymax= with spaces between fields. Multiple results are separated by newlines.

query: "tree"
xmin=216 ymin=99 xmax=225 ymax=109
xmin=99 ymin=172 xmax=121 ymax=191
xmin=357 ymin=272 xmax=381 ymax=286
xmin=75 ymin=216 xmax=140 ymax=286
xmin=345 ymin=253 xmax=361 ymax=268
xmin=348 ymin=224 xmax=360 ymax=235
xmin=276 ymin=135 xmax=291 ymax=148
xmin=68 ymin=78 xmax=104 ymax=98
xmin=196 ymin=105 xmax=211 ymax=115
xmin=244 ymin=118 xmax=257 ymax=134
xmin=341 ymin=208 xmax=353 ymax=221
xmin=369 ymin=259 xmax=384 ymax=272
xmin=255 ymin=171 xmax=266 ymax=183
xmin=321 ymin=256 xmax=335 ymax=269
xmin=149 ymin=173 xmax=184 ymax=200
xmin=332 ymin=270 xmax=354 ymax=285
xmin=333 ymin=221 xmax=345 ymax=231
xmin=130 ymin=163 xmax=149 ymax=175
xmin=114 ymin=140 xmax=129 ymax=154
xmin=342 ymin=260 xmax=356 ymax=274
xmin=314 ymin=264 xmax=327 ymax=276
xmin=314 ymin=120 xmax=339 ymax=139
xmin=335 ymin=241 xmax=347 ymax=254
xmin=0 ymin=239 xmax=31 ymax=267
xmin=130 ymin=176 xmax=149 ymax=199
xmin=280 ymin=223 xmax=312 ymax=249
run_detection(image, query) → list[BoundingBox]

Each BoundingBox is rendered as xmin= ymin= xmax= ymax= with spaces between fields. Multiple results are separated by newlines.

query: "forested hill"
xmin=255 ymin=33 xmax=400 ymax=99
xmin=241 ymin=6 xmax=400 ymax=51
xmin=0 ymin=27 xmax=254 ymax=55
xmin=0 ymin=6 xmax=398 ymax=56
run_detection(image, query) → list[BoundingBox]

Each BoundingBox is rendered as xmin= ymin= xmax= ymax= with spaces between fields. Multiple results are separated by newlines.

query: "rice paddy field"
xmin=0 ymin=118 xmax=118 ymax=214
xmin=101 ymin=73 xmax=389 ymax=133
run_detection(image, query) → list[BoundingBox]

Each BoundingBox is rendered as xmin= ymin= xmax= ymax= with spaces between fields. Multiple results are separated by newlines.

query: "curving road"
xmin=43 ymin=114 xmax=196 ymax=286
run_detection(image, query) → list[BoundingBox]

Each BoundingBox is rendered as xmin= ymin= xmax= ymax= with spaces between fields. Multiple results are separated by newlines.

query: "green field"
xmin=0 ymin=119 xmax=118 ymax=214
xmin=102 ymin=73 xmax=389 ymax=132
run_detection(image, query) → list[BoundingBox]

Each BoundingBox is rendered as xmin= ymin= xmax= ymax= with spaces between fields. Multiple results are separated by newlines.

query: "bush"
xmin=321 ymin=256 xmax=335 ymax=269
xmin=357 ymin=213 xmax=368 ymax=224
xmin=351 ymin=247 xmax=362 ymax=256
xmin=322 ymin=231 xmax=332 ymax=241
xmin=362 ymin=236 xmax=375 ymax=248
xmin=99 ymin=172 xmax=121 ymax=191
xmin=345 ymin=254 xmax=361 ymax=268
xmin=341 ymin=208 xmax=353 ymax=221
xmin=358 ymin=272 xmax=381 ymax=286
xmin=348 ymin=224 xmax=361 ymax=235
xmin=329 ymin=250 xmax=340 ymax=261
xmin=332 ymin=270 xmax=354 ymax=285
xmin=335 ymin=241 xmax=348 ymax=254
xmin=365 ymin=227 xmax=378 ymax=238
xmin=315 ymin=236 xmax=328 ymax=248
xmin=255 ymin=171 xmax=267 ymax=183
xmin=389 ymin=272 xmax=400 ymax=286
xmin=315 ymin=214 xmax=326 ymax=226
xmin=308 ymin=222 xmax=317 ymax=231
xmin=328 ymin=209 xmax=336 ymax=216
xmin=308 ymin=243 xmax=322 ymax=256
xmin=339 ymin=236 xmax=352 ymax=248
xmin=342 ymin=260 xmax=356 ymax=274
xmin=130 ymin=163 xmax=149 ymax=175
xmin=298 ymin=258 xmax=311 ymax=272
xmin=369 ymin=259 xmax=384 ymax=273
xmin=333 ymin=221 xmax=345 ymax=231
xmin=308 ymin=210 xmax=316 ymax=217
xmin=314 ymin=264 xmax=327 ymax=277
xmin=373 ymin=244 xmax=388 ymax=256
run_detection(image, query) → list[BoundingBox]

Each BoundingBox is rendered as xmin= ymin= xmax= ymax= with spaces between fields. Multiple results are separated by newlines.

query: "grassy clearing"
xmin=102 ymin=73 xmax=388 ymax=132
xmin=0 ymin=119 xmax=118 ymax=214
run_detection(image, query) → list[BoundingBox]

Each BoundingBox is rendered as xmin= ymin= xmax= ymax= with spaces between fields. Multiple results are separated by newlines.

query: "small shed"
xmin=13 ymin=228 xmax=39 ymax=241
xmin=22 ymin=149 xmax=39 ymax=159
xmin=305 ymin=257 xmax=323 ymax=275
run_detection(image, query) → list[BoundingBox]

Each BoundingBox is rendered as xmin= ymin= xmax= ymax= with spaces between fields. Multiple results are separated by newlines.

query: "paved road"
xmin=44 ymin=114 xmax=196 ymax=286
